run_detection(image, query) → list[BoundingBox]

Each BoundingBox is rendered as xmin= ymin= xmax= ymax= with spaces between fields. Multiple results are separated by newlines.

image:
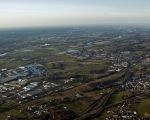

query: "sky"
xmin=0 ymin=0 xmax=150 ymax=28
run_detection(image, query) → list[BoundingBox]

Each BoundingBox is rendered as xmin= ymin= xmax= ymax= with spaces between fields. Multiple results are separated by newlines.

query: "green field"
xmin=135 ymin=98 xmax=150 ymax=117
xmin=107 ymin=91 xmax=128 ymax=105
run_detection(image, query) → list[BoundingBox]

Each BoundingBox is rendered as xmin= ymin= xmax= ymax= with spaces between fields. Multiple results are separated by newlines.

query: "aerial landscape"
xmin=0 ymin=0 xmax=150 ymax=120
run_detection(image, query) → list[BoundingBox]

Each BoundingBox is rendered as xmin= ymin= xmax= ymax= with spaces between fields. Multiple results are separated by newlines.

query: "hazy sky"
xmin=0 ymin=0 xmax=150 ymax=28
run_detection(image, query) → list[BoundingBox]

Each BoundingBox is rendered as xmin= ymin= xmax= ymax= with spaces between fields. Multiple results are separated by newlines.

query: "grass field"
xmin=135 ymin=98 xmax=150 ymax=117
xmin=0 ymin=100 xmax=18 ymax=112
xmin=0 ymin=109 xmax=27 ymax=120
xmin=107 ymin=91 xmax=128 ymax=105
